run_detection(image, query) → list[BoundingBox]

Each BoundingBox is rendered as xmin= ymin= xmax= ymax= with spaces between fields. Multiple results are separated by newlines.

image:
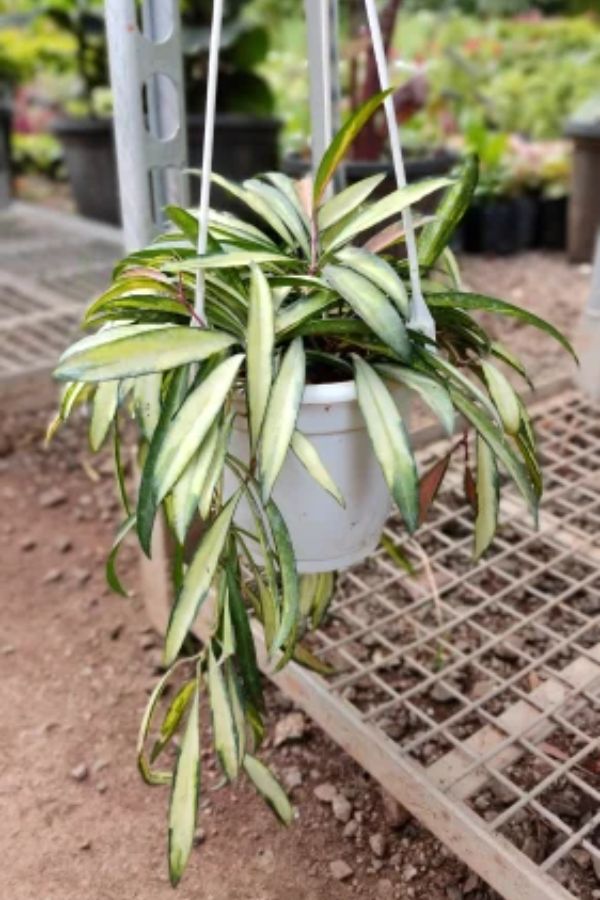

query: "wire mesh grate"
xmin=265 ymin=388 xmax=600 ymax=900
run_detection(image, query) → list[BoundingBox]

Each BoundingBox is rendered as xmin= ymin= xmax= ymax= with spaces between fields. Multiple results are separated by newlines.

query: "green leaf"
xmin=245 ymin=178 xmax=310 ymax=256
xmin=226 ymin=562 xmax=263 ymax=710
xmin=243 ymin=755 xmax=293 ymax=825
xmin=307 ymin=571 xmax=336 ymax=630
xmin=208 ymin=647 xmax=240 ymax=780
xmin=323 ymin=264 xmax=410 ymax=361
xmin=164 ymin=250 xmax=295 ymax=272
xmin=56 ymin=325 xmax=237 ymax=382
xmin=247 ymin=264 xmax=274 ymax=448
xmin=113 ymin=417 xmax=131 ymax=516
xmin=418 ymin=155 xmax=478 ymax=269
xmin=164 ymin=491 xmax=242 ymax=666
xmin=165 ymin=205 xmax=199 ymax=245
xmin=154 ymin=355 xmax=244 ymax=505
xmin=208 ymin=171 xmax=297 ymax=248
xmin=313 ymin=89 xmax=391 ymax=204
xmin=265 ymin=499 xmax=299 ymax=658
xmin=259 ymin=338 xmax=305 ymax=502
xmin=318 ymin=173 xmax=385 ymax=231
xmin=481 ymin=360 xmax=521 ymax=435
xmin=474 ymin=435 xmax=499 ymax=559
xmin=490 ymin=342 xmax=533 ymax=390
xmin=275 ymin=292 xmax=337 ymax=338
xmin=89 ymin=379 xmax=119 ymax=451
xmin=449 ymin=388 xmax=537 ymax=521
xmin=151 ymin=679 xmax=196 ymax=763
xmin=425 ymin=292 xmax=577 ymax=361
xmin=293 ymin=642 xmax=335 ymax=675
xmin=171 ymin=422 xmax=220 ymax=543
xmin=325 ymin=177 xmax=452 ymax=253
xmin=225 ymin=659 xmax=246 ymax=765
xmin=376 ymin=364 xmax=455 ymax=434
xmin=168 ymin=683 xmax=200 ymax=887
xmin=353 ymin=356 xmax=418 ymax=533
xmin=418 ymin=349 xmax=500 ymax=424
xmin=336 ymin=246 xmax=409 ymax=317
xmin=137 ymin=368 xmax=188 ymax=556
xmin=198 ymin=411 xmax=235 ymax=520
xmin=291 ymin=431 xmax=344 ymax=506
xmin=133 ymin=372 xmax=162 ymax=441
xmin=381 ymin=535 xmax=414 ymax=573
xmin=106 ymin=514 xmax=136 ymax=597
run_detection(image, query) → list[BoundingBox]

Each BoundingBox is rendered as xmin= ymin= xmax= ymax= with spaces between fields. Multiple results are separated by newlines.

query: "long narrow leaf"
xmin=265 ymin=500 xmax=299 ymax=657
xmin=89 ymin=379 xmax=119 ymax=451
xmin=247 ymin=265 xmax=274 ymax=447
xmin=208 ymin=647 xmax=240 ymax=780
xmin=376 ymin=363 xmax=455 ymax=434
xmin=318 ymin=173 xmax=385 ymax=231
xmin=243 ymin=755 xmax=293 ymax=825
xmin=481 ymin=360 xmax=521 ymax=435
xmin=474 ymin=435 xmax=499 ymax=559
xmin=336 ymin=246 xmax=409 ymax=317
xmin=168 ymin=683 xmax=200 ymax=887
xmin=291 ymin=431 xmax=344 ymax=506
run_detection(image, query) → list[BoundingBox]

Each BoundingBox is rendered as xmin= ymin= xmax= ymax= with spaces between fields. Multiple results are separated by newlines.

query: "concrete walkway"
xmin=0 ymin=203 xmax=122 ymax=392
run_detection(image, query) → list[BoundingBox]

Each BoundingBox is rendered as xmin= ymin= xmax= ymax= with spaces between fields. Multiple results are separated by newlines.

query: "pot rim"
xmin=301 ymin=379 xmax=357 ymax=405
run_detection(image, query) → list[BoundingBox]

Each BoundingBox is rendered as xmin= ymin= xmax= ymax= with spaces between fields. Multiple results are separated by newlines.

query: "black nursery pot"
xmin=52 ymin=117 xmax=120 ymax=225
xmin=535 ymin=195 xmax=568 ymax=251
xmin=0 ymin=100 xmax=12 ymax=208
xmin=187 ymin=114 xmax=281 ymax=207
xmin=461 ymin=195 xmax=537 ymax=256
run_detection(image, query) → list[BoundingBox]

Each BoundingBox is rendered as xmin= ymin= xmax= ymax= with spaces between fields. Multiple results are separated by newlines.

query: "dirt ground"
xmin=0 ymin=251 xmax=593 ymax=900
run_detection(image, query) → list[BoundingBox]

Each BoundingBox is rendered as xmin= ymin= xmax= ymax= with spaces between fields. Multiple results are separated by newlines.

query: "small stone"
xmin=70 ymin=763 xmax=88 ymax=782
xmin=39 ymin=488 xmax=67 ymax=509
xmin=402 ymin=864 xmax=418 ymax=881
xmin=332 ymin=794 xmax=353 ymax=824
xmin=380 ymin=791 xmax=410 ymax=829
xmin=592 ymin=852 xmax=600 ymax=882
xmin=273 ymin=712 xmax=307 ymax=748
xmin=42 ymin=568 xmax=63 ymax=585
xmin=430 ymin=682 xmax=456 ymax=703
xmin=92 ymin=759 xmax=110 ymax=773
xmin=72 ymin=567 xmax=91 ymax=587
xmin=56 ymin=536 xmax=73 ymax=553
xmin=282 ymin=766 xmax=303 ymax=791
xmin=0 ymin=645 xmax=15 ymax=656
xmin=0 ymin=432 xmax=13 ymax=458
xmin=329 ymin=859 xmax=353 ymax=881
xmin=495 ymin=639 xmax=522 ymax=662
xmin=96 ymin=782 xmax=108 ymax=794
xmin=19 ymin=536 xmax=36 ymax=552
xmin=377 ymin=878 xmax=394 ymax=898
xmin=463 ymin=873 xmax=479 ymax=893
xmin=193 ymin=828 xmax=206 ymax=846
xmin=314 ymin=783 xmax=337 ymax=804
xmin=79 ymin=839 xmax=92 ymax=851
xmin=369 ymin=833 xmax=387 ymax=859
xmin=343 ymin=820 xmax=358 ymax=839
xmin=109 ymin=623 xmax=124 ymax=641
xmin=140 ymin=635 xmax=156 ymax=651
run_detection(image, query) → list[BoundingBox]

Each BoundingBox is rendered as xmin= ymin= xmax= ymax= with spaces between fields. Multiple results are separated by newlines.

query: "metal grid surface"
xmin=0 ymin=204 xmax=121 ymax=384
xmin=263 ymin=388 xmax=600 ymax=900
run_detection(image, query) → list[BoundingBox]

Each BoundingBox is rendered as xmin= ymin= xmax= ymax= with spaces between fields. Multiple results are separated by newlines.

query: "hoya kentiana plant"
xmin=51 ymin=93 xmax=573 ymax=885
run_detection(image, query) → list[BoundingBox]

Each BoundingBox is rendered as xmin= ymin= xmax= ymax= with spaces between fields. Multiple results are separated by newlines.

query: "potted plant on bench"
xmin=51 ymin=93 xmax=573 ymax=886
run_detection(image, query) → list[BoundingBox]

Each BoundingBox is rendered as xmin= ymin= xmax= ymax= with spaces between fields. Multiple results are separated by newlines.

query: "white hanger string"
xmin=194 ymin=0 xmax=224 ymax=322
xmin=362 ymin=0 xmax=435 ymax=341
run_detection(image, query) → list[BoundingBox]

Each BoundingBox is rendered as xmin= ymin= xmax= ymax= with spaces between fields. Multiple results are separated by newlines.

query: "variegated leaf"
xmin=291 ymin=431 xmax=344 ymax=505
xmin=168 ymin=683 xmax=200 ymax=887
xmin=247 ymin=265 xmax=274 ymax=447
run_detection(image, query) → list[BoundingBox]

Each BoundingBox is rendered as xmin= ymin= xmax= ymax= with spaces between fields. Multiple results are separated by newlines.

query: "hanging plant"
xmin=51 ymin=92 xmax=573 ymax=886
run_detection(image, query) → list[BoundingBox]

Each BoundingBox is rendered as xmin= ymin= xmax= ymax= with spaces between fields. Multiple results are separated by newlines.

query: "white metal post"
xmin=104 ymin=0 xmax=188 ymax=251
xmin=576 ymin=227 xmax=600 ymax=400
xmin=305 ymin=0 xmax=333 ymax=182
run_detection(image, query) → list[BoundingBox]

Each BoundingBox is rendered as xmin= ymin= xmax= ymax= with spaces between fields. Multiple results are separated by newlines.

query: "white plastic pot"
xmin=225 ymin=380 xmax=411 ymax=574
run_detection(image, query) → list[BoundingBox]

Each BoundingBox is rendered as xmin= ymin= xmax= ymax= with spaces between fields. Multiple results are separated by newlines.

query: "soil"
xmin=0 ymin=250 xmax=594 ymax=900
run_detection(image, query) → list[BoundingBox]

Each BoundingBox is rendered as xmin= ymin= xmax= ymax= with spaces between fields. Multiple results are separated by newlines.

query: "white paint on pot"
xmin=225 ymin=379 xmax=410 ymax=574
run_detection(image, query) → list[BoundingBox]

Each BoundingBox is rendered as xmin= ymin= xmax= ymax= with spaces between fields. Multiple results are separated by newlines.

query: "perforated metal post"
xmin=104 ymin=0 xmax=188 ymax=251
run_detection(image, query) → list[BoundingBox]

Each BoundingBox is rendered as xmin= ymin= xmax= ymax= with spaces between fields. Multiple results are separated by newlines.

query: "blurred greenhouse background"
xmin=0 ymin=0 xmax=599 ymax=256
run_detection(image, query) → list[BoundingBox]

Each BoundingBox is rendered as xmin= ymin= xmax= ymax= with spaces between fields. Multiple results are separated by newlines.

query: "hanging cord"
xmin=362 ymin=0 xmax=435 ymax=341
xmin=194 ymin=0 xmax=224 ymax=323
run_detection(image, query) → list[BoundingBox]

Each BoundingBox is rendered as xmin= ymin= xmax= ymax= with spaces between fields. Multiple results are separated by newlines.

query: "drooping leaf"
xmin=490 ymin=342 xmax=533 ymax=390
xmin=226 ymin=561 xmax=263 ymax=710
xmin=353 ymin=356 xmax=419 ymax=533
xmin=265 ymin=499 xmax=299 ymax=658
xmin=318 ymin=173 xmax=385 ymax=231
xmin=418 ymin=453 xmax=451 ymax=524
xmin=55 ymin=324 xmax=237 ymax=382
xmin=291 ymin=431 xmax=344 ymax=506
xmin=325 ymin=177 xmax=451 ymax=252
xmin=336 ymin=246 xmax=409 ymax=317
xmin=245 ymin=178 xmax=310 ymax=256
xmin=164 ymin=490 xmax=242 ymax=666
xmin=133 ymin=372 xmax=162 ymax=441
xmin=474 ymin=435 xmax=499 ymax=559
xmin=137 ymin=368 xmax=188 ymax=556
xmin=151 ymin=679 xmax=196 ymax=763
xmin=247 ymin=265 xmax=274 ymax=448
xmin=265 ymin=172 xmax=310 ymax=229
xmin=198 ymin=412 xmax=236 ymax=520
xmin=171 ymin=422 xmax=220 ymax=543
xmin=313 ymin=89 xmax=391 ymax=204
xmin=243 ymin=755 xmax=293 ymax=825
xmin=106 ymin=514 xmax=136 ymax=597
xmin=275 ymin=292 xmax=338 ymax=338
xmin=377 ymin=364 xmax=455 ymax=435
xmin=208 ymin=647 xmax=240 ymax=780
xmin=323 ymin=265 xmax=410 ymax=361
xmin=381 ymin=535 xmax=414 ymax=573
xmin=449 ymin=388 xmax=537 ymax=521
xmin=154 ymin=354 xmax=244 ymax=505
xmin=208 ymin=171 xmax=297 ymax=247
xmin=309 ymin=571 xmax=336 ymax=630
xmin=293 ymin=642 xmax=335 ymax=675
xmin=418 ymin=155 xmax=478 ymax=269
xmin=425 ymin=292 xmax=577 ymax=361
xmin=89 ymin=379 xmax=119 ymax=451
xmin=481 ymin=360 xmax=521 ymax=435
xmin=259 ymin=338 xmax=305 ymax=502
xmin=113 ymin=417 xmax=131 ymax=516
xmin=165 ymin=205 xmax=199 ymax=244
xmin=168 ymin=683 xmax=200 ymax=887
